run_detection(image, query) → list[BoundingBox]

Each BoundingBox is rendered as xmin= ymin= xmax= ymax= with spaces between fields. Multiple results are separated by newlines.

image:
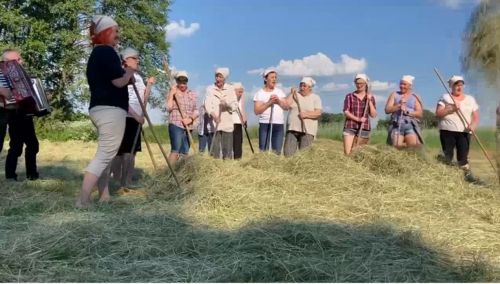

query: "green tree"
xmin=0 ymin=0 xmax=170 ymax=120
xmin=320 ymin=112 xmax=344 ymax=125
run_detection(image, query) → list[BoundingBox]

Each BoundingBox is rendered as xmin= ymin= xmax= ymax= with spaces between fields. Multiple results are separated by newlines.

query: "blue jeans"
xmin=258 ymin=123 xmax=284 ymax=154
xmin=198 ymin=133 xmax=213 ymax=153
xmin=168 ymin=123 xmax=189 ymax=155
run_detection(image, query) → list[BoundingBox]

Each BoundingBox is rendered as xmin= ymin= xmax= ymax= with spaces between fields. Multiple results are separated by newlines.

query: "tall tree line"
xmin=0 ymin=0 xmax=171 ymax=120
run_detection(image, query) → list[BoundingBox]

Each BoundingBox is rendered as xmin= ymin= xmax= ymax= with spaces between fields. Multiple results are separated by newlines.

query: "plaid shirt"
xmin=343 ymin=92 xmax=376 ymax=130
xmin=168 ymin=90 xmax=198 ymax=129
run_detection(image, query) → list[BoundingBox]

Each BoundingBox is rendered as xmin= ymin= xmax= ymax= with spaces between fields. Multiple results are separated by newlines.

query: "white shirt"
xmin=437 ymin=93 xmax=479 ymax=132
xmin=127 ymin=73 xmax=146 ymax=117
xmin=253 ymin=88 xmax=286 ymax=124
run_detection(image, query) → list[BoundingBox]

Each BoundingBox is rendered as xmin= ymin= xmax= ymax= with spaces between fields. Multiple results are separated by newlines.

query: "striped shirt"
xmin=343 ymin=92 xmax=376 ymax=130
xmin=168 ymin=90 xmax=198 ymax=129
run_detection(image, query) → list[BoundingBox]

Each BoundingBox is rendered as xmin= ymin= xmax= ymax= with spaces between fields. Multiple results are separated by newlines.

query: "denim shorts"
xmin=343 ymin=128 xmax=370 ymax=139
xmin=392 ymin=119 xmax=416 ymax=136
xmin=168 ymin=123 xmax=189 ymax=155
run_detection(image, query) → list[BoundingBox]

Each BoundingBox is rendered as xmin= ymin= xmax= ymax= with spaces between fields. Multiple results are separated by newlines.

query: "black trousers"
xmin=0 ymin=108 xmax=6 ymax=154
xmin=233 ymin=123 xmax=243 ymax=159
xmin=439 ymin=129 xmax=470 ymax=167
xmin=5 ymin=109 xmax=39 ymax=179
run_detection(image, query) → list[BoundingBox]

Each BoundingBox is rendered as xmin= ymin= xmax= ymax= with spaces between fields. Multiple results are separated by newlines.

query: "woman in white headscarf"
xmin=384 ymin=75 xmax=423 ymax=149
xmin=342 ymin=74 xmax=377 ymax=155
xmin=436 ymin=75 xmax=482 ymax=183
xmin=76 ymin=15 xmax=135 ymax=208
xmin=283 ymin=77 xmax=322 ymax=157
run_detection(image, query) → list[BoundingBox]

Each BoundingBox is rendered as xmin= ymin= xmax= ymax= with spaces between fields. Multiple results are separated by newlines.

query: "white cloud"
xmin=373 ymin=94 xmax=388 ymax=103
xmin=248 ymin=52 xmax=367 ymax=77
xmin=434 ymin=0 xmax=479 ymax=9
xmin=166 ymin=20 xmax=200 ymax=40
xmin=321 ymin=82 xmax=350 ymax=92
xmin=370 ymin=80 xmax=397 ymax=91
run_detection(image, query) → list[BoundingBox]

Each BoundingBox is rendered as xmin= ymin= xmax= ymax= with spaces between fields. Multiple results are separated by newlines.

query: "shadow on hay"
xmin=0 ymin=212 xmax=492 ymax=282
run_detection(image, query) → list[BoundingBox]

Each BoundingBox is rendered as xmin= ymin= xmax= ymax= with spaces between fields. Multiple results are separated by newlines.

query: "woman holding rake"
xmin=283 ymin=77 xmax=323 ymax=157
xmin=342 ymin=74 xmax=377 ymax=155
xmin=385 ymin=75 xmax=424 ymax=149
xmin=435 ymin=75 xmax=482 ymax=184
xmin=166 ymin=71 xmax=198 ymax=165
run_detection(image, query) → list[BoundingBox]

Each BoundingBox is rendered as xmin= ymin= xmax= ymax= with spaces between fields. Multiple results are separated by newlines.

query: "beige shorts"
xmin=85 ymin=106 xmax=126 ymax=177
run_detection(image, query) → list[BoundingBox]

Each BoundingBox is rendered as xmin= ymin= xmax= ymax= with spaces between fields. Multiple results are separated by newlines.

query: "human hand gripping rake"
xmin=162 ymin=59 xmax=195 ymax=153
xmin=434 ymin=68 xmax=498 ymax=180
xmin=130 ymin=81 xmax=181 ymax=189
xmin=291 ymin=88 xmax=308 ymax=134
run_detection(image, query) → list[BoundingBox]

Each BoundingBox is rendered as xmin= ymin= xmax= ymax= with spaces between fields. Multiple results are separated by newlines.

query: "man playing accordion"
xmin=0 ymin=49 xmax=40 ymax=181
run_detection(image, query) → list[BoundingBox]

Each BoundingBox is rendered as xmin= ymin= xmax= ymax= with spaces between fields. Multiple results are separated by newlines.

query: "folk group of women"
xmin=75 ymin=15 xmax=481 ymax=208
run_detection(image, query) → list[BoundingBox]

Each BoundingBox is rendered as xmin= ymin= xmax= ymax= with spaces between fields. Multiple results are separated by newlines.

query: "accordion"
xmin=0 ymin=60 xmax=51 ymax=116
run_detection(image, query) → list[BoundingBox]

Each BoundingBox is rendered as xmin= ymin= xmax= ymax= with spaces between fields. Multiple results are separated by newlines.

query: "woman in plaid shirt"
xmin=166 ymin=71 xmax=198 ymax=165
xmin=342 ymin=74 xmax=377 ymax=155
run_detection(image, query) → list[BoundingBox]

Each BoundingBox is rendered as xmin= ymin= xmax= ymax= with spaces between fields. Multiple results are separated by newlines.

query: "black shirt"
xmin=86 ymin=45 xmax=128 ymax=111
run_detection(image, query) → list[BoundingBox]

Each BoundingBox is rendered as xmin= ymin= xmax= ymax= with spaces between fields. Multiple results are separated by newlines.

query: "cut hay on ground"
xmin=0 ymin=140 xmax=499 ymax=282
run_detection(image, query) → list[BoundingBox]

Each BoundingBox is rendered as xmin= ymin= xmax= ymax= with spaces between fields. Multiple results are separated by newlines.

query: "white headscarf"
xmin=401 ymin=75 xmax=415 ymax=85
xmin=215 ymin=67 xmax=230 ymax=78
xmin=92 ymin=15 xmax=118 ymax=34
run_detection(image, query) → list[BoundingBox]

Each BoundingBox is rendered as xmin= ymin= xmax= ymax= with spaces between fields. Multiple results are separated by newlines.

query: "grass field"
xmin=0 ymin=127 xmax=499 ymax=281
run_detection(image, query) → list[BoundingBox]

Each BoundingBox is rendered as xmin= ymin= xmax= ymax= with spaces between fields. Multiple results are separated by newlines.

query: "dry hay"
xmin=144 ymin=141 xmax=500 ymax=277
xmin=463 ymin=0 xmax=500 ymax=183
xmin=1 ymin=140 xmax=500 ymax=281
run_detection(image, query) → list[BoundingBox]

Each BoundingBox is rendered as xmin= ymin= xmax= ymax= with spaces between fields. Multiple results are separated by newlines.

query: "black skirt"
xmin=117 ymin=117 xmax=142 ymax=155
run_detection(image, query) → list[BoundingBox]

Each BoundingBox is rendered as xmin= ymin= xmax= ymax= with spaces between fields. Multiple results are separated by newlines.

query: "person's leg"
xmin=199 ymin=134 xmax=207 ymax=153
xmin=271 ymin=124 xmax=284 ymax=155
xmin=23 ymin=115 xmax=39 ymax=179
xmin=283 ymin=131 xmax=299 ymax=157
xmin=97 ymin=164 xmax=112 ymax=202
xmin=221 ymin=131 xmax=234 ymax=159
xmin=5 ymin=110 xmax=23 ymax=180
xmin=299 ymin=133 xmax=314 ymax=150
xmin=210 ymin=131 xmax=223 ymax=159
xmin=259 ymin=123 xmax=270 ymax=152
xmin=342 ymin=129 xmax=356 ymax=155
xmin=168 ymin=124 xmax=183 ymax=165
xmin=233 ymin=123 xmax=243 ymax=159
xmin=0 ymin=108 xmax=7 ymax=155
xmin=110 ymin=155 xmax=123 ymax=181
xmin=456 ymin=132 xmax=471 ymax=167
xmin=439 ymin=130 xmax=455 ymax=164
xmin=207 ymin=133 xmax=214 ymax=151
xmin=404 ymin=133 xmax=419 ymax=147
xmin=76 ymin=107 xmax=126 ymax=208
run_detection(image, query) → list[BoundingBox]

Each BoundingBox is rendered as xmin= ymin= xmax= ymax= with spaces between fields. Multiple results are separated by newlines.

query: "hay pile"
xmin=144 ymin=140 xmax=500 ymax=280
xmin=463 ymin=0 xmax=500 ymax=183
xmin=1 ymin=140 xmax=500 ymax=281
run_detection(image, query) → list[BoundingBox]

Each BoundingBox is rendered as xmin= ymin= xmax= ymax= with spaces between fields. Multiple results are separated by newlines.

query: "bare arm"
xmin=384 ymin=92 xmax=400 ymax=114
xmin=254 ymin=100 xmax=273 ymax=115
xmin=0 ymin=87 xmax=12 ymax=98
xmin=111 ymin=67 xmax=135 ymax=88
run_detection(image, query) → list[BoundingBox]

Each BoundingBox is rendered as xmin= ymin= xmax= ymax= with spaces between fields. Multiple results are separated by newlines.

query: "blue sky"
xmin=152 ymin=0 xmax=490 ymax=125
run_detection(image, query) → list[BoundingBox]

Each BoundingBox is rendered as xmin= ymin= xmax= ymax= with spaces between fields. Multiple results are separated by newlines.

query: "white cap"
xmin=448 ymin=75 xmax=465 ymax=87
xmin=401 ymin=75 xmax=415 ymax=85
xmin=92 ymin=15 xmax=118 ymax=34
xmin=354 ymin=73 xmax=369 ymax=84
xmin=300 ymin=76 xmax=316 ymax=87
xmin=263 ymin=68 xmax=277 ymax=78
xmin=175 ymin=70 xmax=189 ymax=80
xmin=120 ymin=47 xmax=138 ymax=60
xmin=232 ymin=82 xmax=244 ymax=89
xmin=215 ymin=67 xmax=230 ymax=78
